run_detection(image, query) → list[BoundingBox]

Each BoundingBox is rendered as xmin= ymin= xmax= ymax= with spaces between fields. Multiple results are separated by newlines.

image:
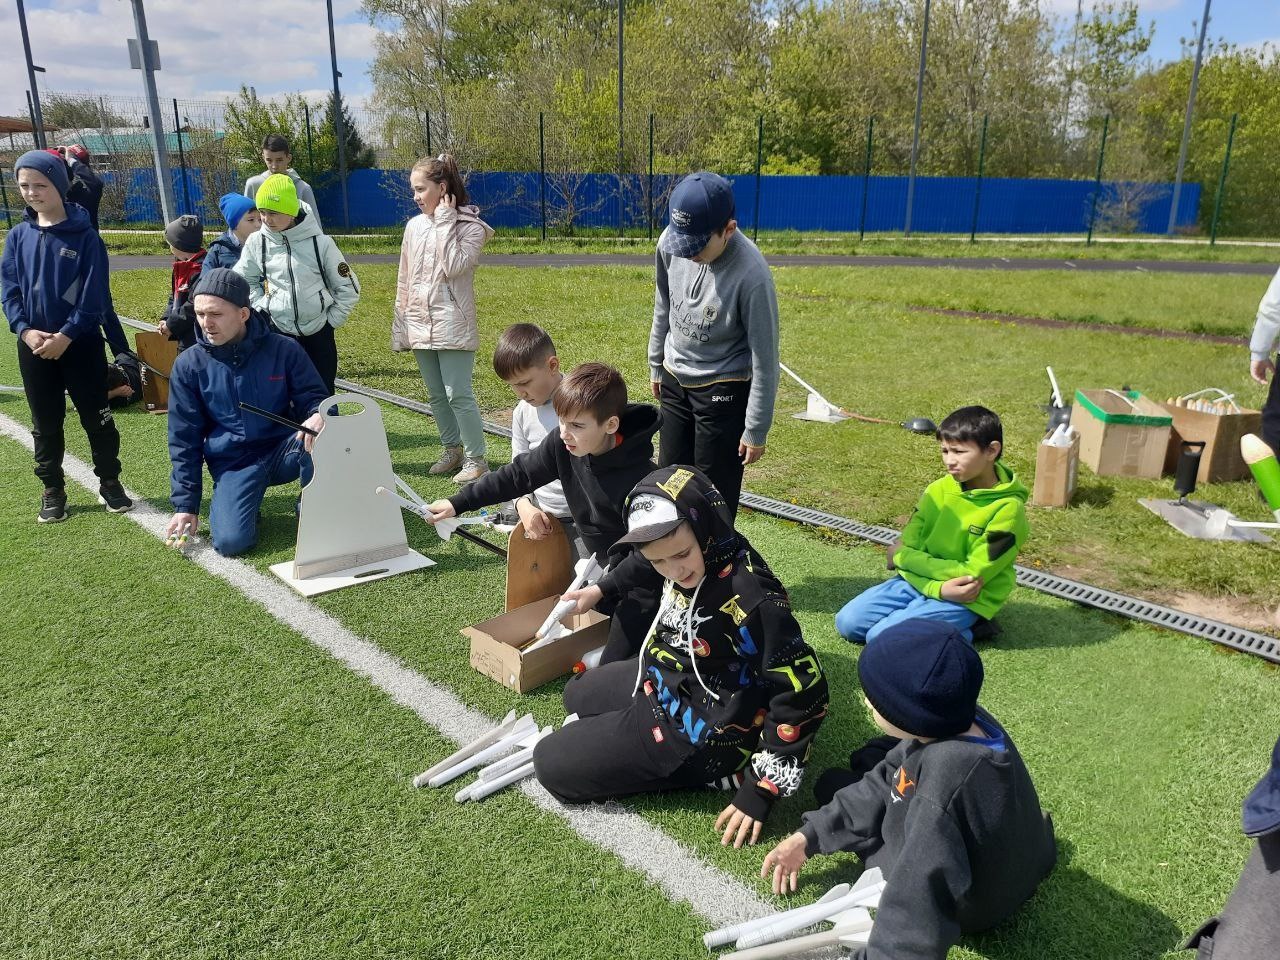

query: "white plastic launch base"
xmin=270 ymin=393 xmax=434 ymax=596
xmin=792 ymin=391 xmax=851 ymax=423
xmin=1138 ymin=498 xmax=1271 ymax=544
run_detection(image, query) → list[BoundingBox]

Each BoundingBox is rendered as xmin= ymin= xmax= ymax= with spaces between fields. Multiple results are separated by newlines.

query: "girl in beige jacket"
xmin=393 ymin=154 xmax=495 ymax=482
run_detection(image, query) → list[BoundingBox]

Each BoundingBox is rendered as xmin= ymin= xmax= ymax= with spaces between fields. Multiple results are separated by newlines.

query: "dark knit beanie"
xmin=15 ymin=149 xmax=69 ymax=198
xmin=165 ymin=214 xmax=204 ymax=254
xmin=192 ymin=268 xmax=250 ymax=309
xmin=857 ymin=620 xmax=983 ymax=739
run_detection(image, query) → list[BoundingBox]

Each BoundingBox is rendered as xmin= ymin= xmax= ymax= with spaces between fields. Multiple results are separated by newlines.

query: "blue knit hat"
xmin=858 ymin=620 xmax=983 ymax=739
xmin=218 ymin=193 xmax=257 ymax=231
xmin=15 ymin=149 xmax=69 ymax=198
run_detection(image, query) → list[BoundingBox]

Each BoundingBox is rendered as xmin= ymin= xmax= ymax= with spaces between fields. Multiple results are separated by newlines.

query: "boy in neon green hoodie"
xmin=835 ymin=406 xmax=1028 ymax=644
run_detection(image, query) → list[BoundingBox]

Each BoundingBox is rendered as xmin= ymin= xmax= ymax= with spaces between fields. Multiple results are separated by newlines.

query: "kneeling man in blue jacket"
xmin=165 ymin=268 xmax=328 ymax=556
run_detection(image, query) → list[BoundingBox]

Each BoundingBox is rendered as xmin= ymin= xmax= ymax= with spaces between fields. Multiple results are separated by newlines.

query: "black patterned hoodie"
xmin=619 ymin=466 xmax=829 ymax=822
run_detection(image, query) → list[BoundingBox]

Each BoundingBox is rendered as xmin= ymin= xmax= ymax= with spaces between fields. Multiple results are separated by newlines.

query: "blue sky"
xmin=1 ymin=1 xmax=1276 ymax=131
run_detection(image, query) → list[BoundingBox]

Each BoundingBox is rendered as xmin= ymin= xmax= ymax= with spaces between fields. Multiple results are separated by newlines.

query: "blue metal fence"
xmin=103 ymin=167 xmax=1201 ymax=235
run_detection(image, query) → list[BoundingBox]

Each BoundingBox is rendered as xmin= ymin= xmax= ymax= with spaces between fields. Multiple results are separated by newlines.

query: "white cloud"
xmin=0 ymin=0 xmax=377 ymax=121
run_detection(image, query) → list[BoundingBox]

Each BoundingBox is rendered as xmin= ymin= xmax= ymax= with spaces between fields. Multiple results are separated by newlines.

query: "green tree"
xmin=222 ymin=85 xmax=310 ymax=179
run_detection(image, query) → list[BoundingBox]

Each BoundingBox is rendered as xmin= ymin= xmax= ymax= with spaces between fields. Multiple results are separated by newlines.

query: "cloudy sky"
xmin=2 ymin=0 xmax=1276 ymax=128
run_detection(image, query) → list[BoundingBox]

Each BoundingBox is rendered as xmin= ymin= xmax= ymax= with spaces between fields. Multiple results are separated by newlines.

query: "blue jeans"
xmin=834 ymin=576 xmax=978 ymax=644
xmin=209 ymin=433 xmax=313 ymax=556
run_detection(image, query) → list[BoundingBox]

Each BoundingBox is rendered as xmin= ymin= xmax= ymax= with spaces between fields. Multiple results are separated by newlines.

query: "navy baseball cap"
xmin=659 ymin=172 xmax=736 ymax=259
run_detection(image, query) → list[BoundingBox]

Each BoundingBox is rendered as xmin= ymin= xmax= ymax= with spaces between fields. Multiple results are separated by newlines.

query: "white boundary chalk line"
xmin=0 ymin=410 xmax=773 ymax=929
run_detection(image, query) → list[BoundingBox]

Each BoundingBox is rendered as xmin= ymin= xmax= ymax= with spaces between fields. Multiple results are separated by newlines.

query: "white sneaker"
xmin=429 ymin=445 xmax=464 ymax=475
xmin=452 ymin=457 xmax=489 ymax=484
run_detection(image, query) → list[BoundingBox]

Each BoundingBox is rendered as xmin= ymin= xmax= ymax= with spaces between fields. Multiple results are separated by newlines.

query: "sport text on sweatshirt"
xmin=799 ymin=708 xmax=1056 ymax=960
xmin=649 ymin=229 xmax=780 ymax=447
xmin=892 ymin=461 xmax=1029 ymax=620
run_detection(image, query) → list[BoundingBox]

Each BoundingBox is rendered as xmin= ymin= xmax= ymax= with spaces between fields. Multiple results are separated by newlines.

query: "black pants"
xmin=658 ymin=369 xmax=750 ymax=518
xmin=1263 ymin=357 xmax=1280 ymax=456
xmin=284 ymin=323 xmax=338 ymax=396
xmin=533 ymin=660 xmax=720 ymax=804
xmin=18 ymin=335 xmax=122 ymax=489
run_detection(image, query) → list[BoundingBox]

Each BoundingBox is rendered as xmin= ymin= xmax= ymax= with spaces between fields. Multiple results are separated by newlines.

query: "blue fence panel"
xmin=104 ymin=167 xmax=1202 ymax=235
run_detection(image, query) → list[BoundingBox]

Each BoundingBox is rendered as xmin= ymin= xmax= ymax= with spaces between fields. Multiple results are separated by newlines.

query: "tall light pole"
xmin=1167 ymin=0 xmax=1212 ymax=234
xmin=903 ymin=0 xmax=932 ymax=237
xmin=325 ymin=0 xmax=351 ymax=229
xmin=129 ymin=0 xmax=176 ymax=223
xmin=16 ymin=0 xmax=46 ymax=148
xmin=617 ymin=0 xmax=625 ymax=236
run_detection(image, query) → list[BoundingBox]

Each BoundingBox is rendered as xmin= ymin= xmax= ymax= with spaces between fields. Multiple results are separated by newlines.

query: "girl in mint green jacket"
xmin=234 ymin=173 xmax=359 ymax=394
xmin=836 ymin=406 xmax=1029 ymax=644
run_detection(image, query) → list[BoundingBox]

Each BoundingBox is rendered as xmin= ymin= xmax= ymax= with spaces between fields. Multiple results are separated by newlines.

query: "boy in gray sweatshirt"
xmin=649 ymin=171 xmax=779 ymax=517
xmin=761 ymin=620 xmax=1056 ymax=960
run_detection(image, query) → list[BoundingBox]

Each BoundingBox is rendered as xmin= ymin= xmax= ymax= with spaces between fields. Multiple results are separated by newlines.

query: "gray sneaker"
xmin=452 ymin=457 xmax=490 ymax=484
xmin=38 ymin=487 xmax=68 ymax=523
xmin=429 ymin=445 xmax=464 ymax=475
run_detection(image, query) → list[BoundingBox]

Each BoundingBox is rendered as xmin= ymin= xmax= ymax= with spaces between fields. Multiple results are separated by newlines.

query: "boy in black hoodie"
xmin=532 ymin=465 xmax=829 ymax=845
xmin=425 ymin=362 xmax=663 ymax=662
xmin=761 ymin=620 xmax=1056 ymax=960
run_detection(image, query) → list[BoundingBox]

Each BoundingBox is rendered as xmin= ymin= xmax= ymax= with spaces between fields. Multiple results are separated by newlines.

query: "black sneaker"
xmin=38 ymin=487 xmax=68 ymax=523
xmin=98 ymin=481 xmax=134 ymax=513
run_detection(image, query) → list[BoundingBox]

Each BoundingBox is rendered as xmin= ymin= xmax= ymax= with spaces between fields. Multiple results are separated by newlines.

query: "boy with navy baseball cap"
xmin=649 ymin=171 xmax=780 ymax=519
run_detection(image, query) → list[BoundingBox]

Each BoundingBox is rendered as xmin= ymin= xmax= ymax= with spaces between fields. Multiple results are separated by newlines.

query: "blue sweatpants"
xmin=834 ymin=576 xmax=978 ymax=645
xmin=209 ymin=433 xmax=313 ymax=556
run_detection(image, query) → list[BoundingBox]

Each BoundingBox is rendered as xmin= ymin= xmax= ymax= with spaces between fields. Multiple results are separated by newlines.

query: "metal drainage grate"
xmin=113 ymin=318 xmax=1276 ymax=667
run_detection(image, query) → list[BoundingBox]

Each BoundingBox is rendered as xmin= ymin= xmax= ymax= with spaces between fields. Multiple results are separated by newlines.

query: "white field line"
xmin=0 ymin=410 xmax=773 ymax=929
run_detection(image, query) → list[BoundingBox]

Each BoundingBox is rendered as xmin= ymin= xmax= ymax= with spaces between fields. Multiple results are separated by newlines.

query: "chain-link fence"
xmin=1 ymin=88 xmax=1271 ymax=243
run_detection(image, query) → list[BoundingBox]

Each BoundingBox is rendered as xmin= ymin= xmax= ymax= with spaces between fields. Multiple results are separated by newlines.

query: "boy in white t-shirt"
xmin=492 ymin=324 xmax=586 ymax=558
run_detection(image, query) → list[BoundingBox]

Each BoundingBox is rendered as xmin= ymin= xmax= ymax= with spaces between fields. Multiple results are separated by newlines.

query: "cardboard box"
xmin=1073 ymin=389 xmax=1172 ymax=479
xmin=463 ymin=596 xmax=611 ymax=694
xmin=1161 ymin=402 xmax=1263 ymax=484
xmin=1032 ymin=431 xmax=1080 ymax=507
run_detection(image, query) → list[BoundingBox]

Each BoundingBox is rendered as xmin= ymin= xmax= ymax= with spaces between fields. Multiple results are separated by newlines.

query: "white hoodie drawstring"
xmin=631 ymin=577 xmax=720 ymax=703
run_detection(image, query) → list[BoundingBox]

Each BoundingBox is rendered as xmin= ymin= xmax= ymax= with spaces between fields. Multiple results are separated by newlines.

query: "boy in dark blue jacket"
xmin=2 ymin=150 xmax=130 ymax=522
xmin=165 ymin=268 xmax=328 ymax=556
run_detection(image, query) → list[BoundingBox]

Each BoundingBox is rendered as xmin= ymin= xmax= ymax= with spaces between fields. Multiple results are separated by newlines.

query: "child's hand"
xmin=33 ymin=332 xmax=71 ymax=360
xmin=425 ymin=499 xmax=456 ymax=524
xmin=761 ymin=831 xmax=809 ymax=894
xmin=715 ymin=802 xmax=764 ymax=848
xmin=650 ymin=380 xmax=661 ymax=400
xmin=886 ymin=537 xmax=902 ymax=569
xmin=1251 ymin=358 xmax=1275 ymax=385
xmin=157 ymin=320 xmax=170 ymax=337
xmin=436 ymin=191 xmax=457 ymax=215
xmin=738 ymin=439 xmax=766 ymax=465
xmin=940 ymin=575 xmax=983 ymax=604
xmin=516 ymin=498 xmax=553 ymax=539
xmin=561 ymin=584 xmax=603 ymax=615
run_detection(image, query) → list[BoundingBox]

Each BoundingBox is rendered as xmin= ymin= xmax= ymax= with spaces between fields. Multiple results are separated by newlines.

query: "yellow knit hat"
xmin=255 ymin=173 xmax=300 ymax=217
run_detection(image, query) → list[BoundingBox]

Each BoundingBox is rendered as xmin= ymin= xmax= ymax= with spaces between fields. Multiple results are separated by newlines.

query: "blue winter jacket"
xmin=203 ymin=231 xmax=243 ymax=272
xmin=1 ymin=202 xmax=111 ymax=342
xmin=167 ymin=310 xmax=328 ymax=513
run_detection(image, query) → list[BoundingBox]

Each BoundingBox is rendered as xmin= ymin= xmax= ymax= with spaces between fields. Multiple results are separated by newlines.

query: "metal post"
xmin=325 ymin=0 xmax=351 ymax=229
xmin=129 ymin=0 xmax=176 ymax=224
xmin=859 ymin=116 xmax=874 ymax=240
xmin=303 ymin=102 xmax=316 ymax=181
xmin=539 ymin=112 xmax=547 ymax=242
xmin=1168 ymin=0 xmax=1212 ymax=234
xmin=1086 ymin=114 xmax=1110 ymax=245
xmin=172 ymin=99 xmax=192 ymax=216
xmin=904 ymin=0 xmax=932 ymax=236
xmin=617 ymin=0 xmax=625 ymax=236
xmin=753 ymin=115 xmax=764 ymax=243
xmin=0 ymin=171 xmax=14 ymax=229
xmin=25 ymin=91 xmax=39 ymax=149
xmin=969 ymin=114 xmax=988 ymax=243
xmin=16 ymin=0 xmax=46 ymax=149
xmin=647 ymin=113 xmax=654 ymax=241
xmin=1209 ymin=112 xmax=1237 ymax=246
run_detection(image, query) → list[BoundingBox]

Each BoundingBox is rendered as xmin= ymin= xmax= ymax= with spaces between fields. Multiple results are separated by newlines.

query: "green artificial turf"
xmin=1 ymin=351 xmax=1277 ymax=960
xmin=103 ymin=261 xmax=1280 ymax=614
